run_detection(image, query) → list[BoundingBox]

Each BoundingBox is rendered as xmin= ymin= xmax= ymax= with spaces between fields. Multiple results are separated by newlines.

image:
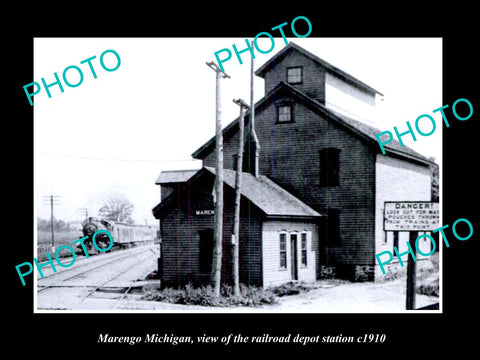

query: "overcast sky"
xmin=34 ymin=37 xmax=442 ymax=225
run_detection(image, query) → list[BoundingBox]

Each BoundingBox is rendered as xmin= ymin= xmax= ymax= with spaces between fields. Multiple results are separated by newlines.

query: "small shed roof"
xmin=155 ymin=169 xmax=199 ymax=184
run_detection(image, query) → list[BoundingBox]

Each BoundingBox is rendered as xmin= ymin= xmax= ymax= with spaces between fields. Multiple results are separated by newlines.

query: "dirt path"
xmin=264 ymin=279 xmax=439 ymax=312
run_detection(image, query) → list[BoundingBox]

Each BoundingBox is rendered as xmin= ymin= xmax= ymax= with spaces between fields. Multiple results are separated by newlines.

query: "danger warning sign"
xmin=384 ymin=201 xmax=439 ymax=231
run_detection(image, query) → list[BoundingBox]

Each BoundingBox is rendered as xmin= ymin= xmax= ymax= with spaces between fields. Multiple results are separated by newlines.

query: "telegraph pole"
xmin=79 ymin=208 xmax=89 ymax=222
xmin=249 ymin=40 xmax=260 ymax=177
xmin=232 ymin=98 xmax=249 ymax=296
xmin=206 ymin=61 xmax=230 ymax=296
xmin=42 ymin=195 xmax=61 ymax=252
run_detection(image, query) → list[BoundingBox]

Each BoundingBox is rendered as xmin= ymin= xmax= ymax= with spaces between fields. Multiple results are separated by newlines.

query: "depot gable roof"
xmin=152 ymin=167 xmax=323 ymax=220
xmin=204 ymin=167 xmax=323 ymax=219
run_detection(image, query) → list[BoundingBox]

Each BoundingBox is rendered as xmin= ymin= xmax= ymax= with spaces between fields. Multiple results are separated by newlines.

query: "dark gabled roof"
xmin=192 ymin=81 xmax=434 ymax=166
xmin=152 ymin=167 xmax=323 ymax=220
xmin=205 ymin=167 xmax=322 ymax=219
xmin=155 ymin=169 xmax=199 ymax=184
xmin=325 ymin=107 xmax=434 ymax=164
xmin=255 ymin=42 xmax=383 ymax=96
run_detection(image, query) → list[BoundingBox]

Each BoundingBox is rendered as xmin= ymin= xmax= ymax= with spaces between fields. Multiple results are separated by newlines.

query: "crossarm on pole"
xmin=233 ymin=98 xmax=250 ymax=109
xmin=206 ymin=61 xmax=231 ymax=78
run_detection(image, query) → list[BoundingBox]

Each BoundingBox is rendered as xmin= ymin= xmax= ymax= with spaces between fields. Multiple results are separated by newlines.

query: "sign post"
xmin=406 ymin=231 xmax=417 ymax=310
xmin=383 ymin=201 xmax=439 ymax=310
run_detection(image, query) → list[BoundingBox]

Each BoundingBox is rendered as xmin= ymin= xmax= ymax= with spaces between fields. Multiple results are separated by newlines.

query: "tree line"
xmin=37 ymin=193 xmax=136 ymax=232
xmin=37 ymin=217 xmax=75 ymax=232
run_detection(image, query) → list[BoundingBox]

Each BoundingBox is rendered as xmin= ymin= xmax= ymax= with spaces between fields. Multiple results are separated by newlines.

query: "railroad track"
xmin=36 ymin=245 xmax=159 ymax=310
xmin=37 ymin=246 xmax=151 ymax=282
xmin=78 ymin=249 xmax=154 ymax=300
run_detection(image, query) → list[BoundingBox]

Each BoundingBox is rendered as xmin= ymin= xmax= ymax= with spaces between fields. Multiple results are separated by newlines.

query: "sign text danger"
xmin=384 ymin=202 xmax=439 ymax=231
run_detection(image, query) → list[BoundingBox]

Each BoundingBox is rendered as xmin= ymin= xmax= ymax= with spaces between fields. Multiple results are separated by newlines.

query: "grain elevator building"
xmin=153 ymin=42 xmax=436 ymax=288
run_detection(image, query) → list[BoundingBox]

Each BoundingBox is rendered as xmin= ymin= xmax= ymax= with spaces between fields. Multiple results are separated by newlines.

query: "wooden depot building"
xmin=153 ymin=42 xmax=436 ymax=288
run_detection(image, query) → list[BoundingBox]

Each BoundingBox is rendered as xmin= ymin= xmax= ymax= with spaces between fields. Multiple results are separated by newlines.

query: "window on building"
xmin=301 ymin=233 xmax=307 ymax=266
xmin=319 ymin=148 xmax=340 ymax=186
xmin=199 ymin=229 xmax=214 ymax=273
xmin=277 ymin=105 xmax=293 ymax=123
xmin=287 ymin=67 xmax=302 ymax=84
xmin=324 ymin=208 xmax=340 ymax=246
xmin=393 ymin=231 xmax=399 ymax=256
xmin=279 ymin=233 xmax=287 ymax=269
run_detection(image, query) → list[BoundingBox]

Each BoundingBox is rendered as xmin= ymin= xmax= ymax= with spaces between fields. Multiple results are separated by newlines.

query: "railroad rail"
xmin=36 ymin=244 xmax=159 ymax=310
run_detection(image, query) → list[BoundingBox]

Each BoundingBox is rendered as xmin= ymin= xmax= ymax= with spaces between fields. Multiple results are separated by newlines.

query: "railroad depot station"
xmin=152 ymin=43 xmax=437 ymax=288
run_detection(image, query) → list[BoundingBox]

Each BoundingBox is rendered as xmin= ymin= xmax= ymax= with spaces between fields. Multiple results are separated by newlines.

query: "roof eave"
xmin=381 ymin=147 xmax=437 ymax=167
xmin=193 ymin=81 xmax=432 ymax=167
xmin=155 ymin=169 xmax=199 ymax=185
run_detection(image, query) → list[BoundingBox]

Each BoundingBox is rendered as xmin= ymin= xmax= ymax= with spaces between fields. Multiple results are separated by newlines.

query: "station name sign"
xmin=384 ymin=201 xmax=439 ymax=231
xmin=195 ymin=210 xmax=214 ymax=215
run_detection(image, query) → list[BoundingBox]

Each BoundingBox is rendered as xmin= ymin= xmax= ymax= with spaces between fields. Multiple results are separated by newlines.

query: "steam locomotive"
xmin=81 ymin=217 xmax=156 ymax=252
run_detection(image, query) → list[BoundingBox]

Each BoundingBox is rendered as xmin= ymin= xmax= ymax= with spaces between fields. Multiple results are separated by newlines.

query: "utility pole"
xmin=42 ymin=195 xmax=61 ymax=252
xmin=206 ymin=61 xmax=230 ymax=296
xmin=250 ymin=41 xmax=260 ymax=178
xmin=79 ymin=208 xmax=89 ymax=222
xmin=250 ymin=40 xmax=255 ymax=137
xmin=232 ymin=98 xmax=249 ymax=296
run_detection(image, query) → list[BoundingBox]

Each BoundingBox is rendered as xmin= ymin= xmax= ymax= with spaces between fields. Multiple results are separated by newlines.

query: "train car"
xmin=110 ymin=222 xmax=157 ymax=246
xmin=80 ymin=217 xmax=156 ymax=252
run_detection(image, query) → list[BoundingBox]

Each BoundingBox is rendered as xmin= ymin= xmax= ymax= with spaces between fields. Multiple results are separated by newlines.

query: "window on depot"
xmin=199 ymin=229 xmax=214 ymax=273
xmin=301 ymin=233 xmax=308 ymax=266
xmin=279 ymin=233 xmax=287 ymax=269
xmin=287 ymin=66 xmax=302 ymax=84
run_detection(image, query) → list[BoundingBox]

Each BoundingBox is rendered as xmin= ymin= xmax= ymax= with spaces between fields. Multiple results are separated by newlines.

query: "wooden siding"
xmin=262 ymin=220 xmax=318 ymax=287
xmin=160 ymin=183 xmax=177 ymax=201
xmin=159 ymin=173 xmax=263 ymax=288
xmin=374 ymin=154 xmax=432 ymax=279
xmin=325 ymin=72 xmax=377 ymax=125
xmin=198 ymin=47 xmax=432 ymax=280
xmin=274 ymin=100 xmax=378 ymax=267
xmin=264 ymin=49 xmax=326 ymax=103
xmin=203 ymin=96 xmax=377 ymax=268
xmin=159 ymin=175 xmax=214 ymax=287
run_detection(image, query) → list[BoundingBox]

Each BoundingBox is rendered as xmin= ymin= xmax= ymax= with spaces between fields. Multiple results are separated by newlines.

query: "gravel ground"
xmin=263 ymin=278 xmax=439 ymax=312
xmin=37 ymin=277 xmax=439 ymax=312
xmin=36 ymin=250 xmax=439 ymax=312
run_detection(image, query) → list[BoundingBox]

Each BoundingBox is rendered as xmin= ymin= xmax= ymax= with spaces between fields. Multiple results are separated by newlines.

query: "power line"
xmin=39 ymin=152 xmax=199 ymax=163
